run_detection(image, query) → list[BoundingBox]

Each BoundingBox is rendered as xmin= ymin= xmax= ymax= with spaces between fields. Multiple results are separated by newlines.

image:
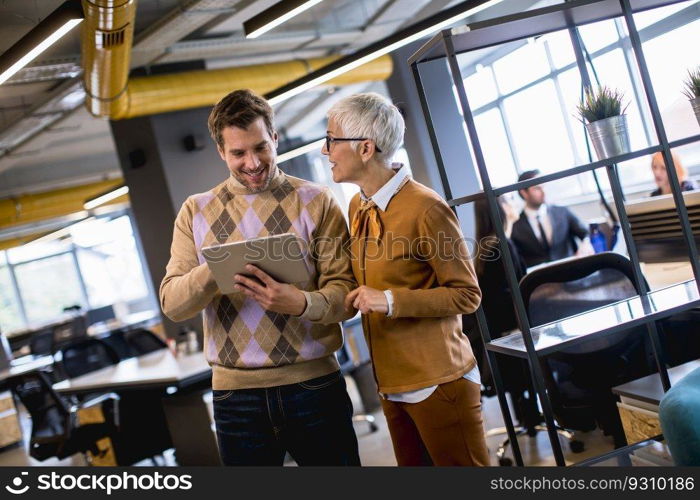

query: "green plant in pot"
xmin=577 ymin=86 xmax=630 ymax=160
xmin=682 ymin=66 xmax=700 ymax=128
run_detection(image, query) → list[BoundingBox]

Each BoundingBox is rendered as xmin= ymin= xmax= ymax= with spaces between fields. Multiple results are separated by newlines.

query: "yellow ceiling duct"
xmin=0 ymin=180 xmax=126 ymax=229
xmin=111 ymin=55 xmax=393 ymax=120
xmin=81 ymin=0 xmax=136 ymax=117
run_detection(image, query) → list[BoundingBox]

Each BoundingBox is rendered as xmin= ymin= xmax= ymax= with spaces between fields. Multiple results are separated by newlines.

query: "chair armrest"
xmin=79 ymin=392 xmax=120 ymax=409
xmin=72 ymin=393 xmax=121 ymax=429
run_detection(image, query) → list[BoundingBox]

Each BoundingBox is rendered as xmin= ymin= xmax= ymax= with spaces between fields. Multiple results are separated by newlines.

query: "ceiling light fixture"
xmin=0 ymin=0 xmax=84 ymax=86
xmin=83 ymin=185 xmax=130 ymax=210
xmin=266 ymin=0 xmax=502 ymax=106
xmin=244 ymin=0 xmax=324 ymax=39
xmin=277 ymin=138 xmax=325 ymax=164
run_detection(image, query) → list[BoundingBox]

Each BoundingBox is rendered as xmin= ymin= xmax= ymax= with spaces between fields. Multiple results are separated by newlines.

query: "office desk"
xmin=0 ymin=355 xmax=54 ymax=383
xmin=613 ymin=359 xmax=700 ymax=407
xmin=54 ymin=350 xmax=219 ymax=465
xmin=612 ymin=359 xmax=700 ymax=445
xmin=641 ymin=261 xmax=694 ymax=290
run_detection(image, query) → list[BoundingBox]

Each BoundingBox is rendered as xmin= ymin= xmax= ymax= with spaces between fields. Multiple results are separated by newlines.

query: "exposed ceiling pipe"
xmin=110 ymin=54 xmax=392 ymax=120
xmin=81 ymin=0 xmax=137 ymax=117
xmin=0 ymin=179 xmax=125 ymax=229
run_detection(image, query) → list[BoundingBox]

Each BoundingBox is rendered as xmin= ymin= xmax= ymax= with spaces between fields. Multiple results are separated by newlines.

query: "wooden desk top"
xmin=612 ymin=359 xmax=700 ymax=406
xmin=53 ymin=350 xmax=211 ymax=395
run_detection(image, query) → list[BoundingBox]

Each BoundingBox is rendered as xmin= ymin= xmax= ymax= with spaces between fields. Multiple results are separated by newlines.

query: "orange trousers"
xmin=380 ymin=377 xmax=490 ymax=466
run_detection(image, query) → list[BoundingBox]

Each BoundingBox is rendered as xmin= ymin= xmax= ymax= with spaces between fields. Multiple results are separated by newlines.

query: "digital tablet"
xmin=201 ymin=233 xmax=312 ymax=294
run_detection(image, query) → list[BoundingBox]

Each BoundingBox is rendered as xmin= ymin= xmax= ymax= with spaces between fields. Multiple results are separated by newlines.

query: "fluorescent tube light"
xmin=83 ymin=185 xmax=130 ymax=210
xmin=0 ymin=1 xmax=83 ymax=86
xmin=277 ymin=138 xmax=325 ymax=164
xmin=267 ymin=0 xmax=503 ymax=106
xmin=245 ymin=0 xmax=324 ymax=39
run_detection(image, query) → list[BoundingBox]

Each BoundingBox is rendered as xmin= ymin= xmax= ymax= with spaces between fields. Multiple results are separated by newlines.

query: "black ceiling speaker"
xmin=183 ymin=134 xmax=205 ymax=152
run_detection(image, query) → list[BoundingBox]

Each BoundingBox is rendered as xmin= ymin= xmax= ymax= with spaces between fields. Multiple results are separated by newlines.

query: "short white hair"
xmin=326 ymin=92 xmax=405 ymax=164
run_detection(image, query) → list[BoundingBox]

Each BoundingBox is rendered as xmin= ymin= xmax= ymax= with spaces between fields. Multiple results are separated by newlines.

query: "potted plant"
xmin=577 ymin=86 xmax=630 ymax=160
xmin=682 ymin=66 xmax=700 ymax=127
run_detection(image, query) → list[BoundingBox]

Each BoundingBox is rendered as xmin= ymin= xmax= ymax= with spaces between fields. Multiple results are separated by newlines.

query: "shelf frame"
xmin=409 ymin=0 xmax=700 ymax=466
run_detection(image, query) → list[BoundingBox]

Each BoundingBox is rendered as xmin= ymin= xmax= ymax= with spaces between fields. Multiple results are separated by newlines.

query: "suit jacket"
xmin=511 ymin=205 xmax=588 ymax=268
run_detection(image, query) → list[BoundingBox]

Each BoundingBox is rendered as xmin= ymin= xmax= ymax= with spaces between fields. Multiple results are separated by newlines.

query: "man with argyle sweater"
xmin=160 ymin=89 xmax=360 ymax=466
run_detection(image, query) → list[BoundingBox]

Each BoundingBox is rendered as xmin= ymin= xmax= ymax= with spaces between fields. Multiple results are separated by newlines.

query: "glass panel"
xmin=578 ymin=19 xmax=620 ymax=53
xmin=633 ymin=0 xmax=696 ymax=30
xmin=542 ymin=29 xmax=576 ymax=69
xmin=473 ymin=108 xmax=517 ymax=188
xmin=0 ymin=265 xmax=24 ymax=333
xmin=503 ymin=79 xmax=575 ymax=172
xmin=641 ymin=19 xmax=700 ymax=142
xmin=493 ymin=41 xmax=550 ymax=94
xmin=488 ymin=279 xmax=700 ymax=355
xmin=464 ymin=65 xmax=498 ymax=109
xmin=7 ymin=239 xmax=72 ymax=265
xmin=14 ymin=253 xmax=85 ymax=326
xmin=76 ymin=216 xmax=149 ymax=309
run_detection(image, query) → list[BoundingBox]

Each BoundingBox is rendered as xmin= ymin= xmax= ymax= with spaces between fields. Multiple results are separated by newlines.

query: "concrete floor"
xmin=0 ymin=375 xmax=615 ymax=467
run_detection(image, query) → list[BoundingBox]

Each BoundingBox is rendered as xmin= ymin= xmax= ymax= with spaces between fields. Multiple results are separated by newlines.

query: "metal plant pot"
xmin=585 ymin=114 xmax=631 ymax=160
xmin=691 ymin=96 xmax=700 ymax=128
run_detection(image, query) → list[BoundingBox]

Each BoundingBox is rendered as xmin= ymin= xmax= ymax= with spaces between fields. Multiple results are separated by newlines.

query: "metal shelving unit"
xmin=409 ymin=0 xmax=700 ymax=466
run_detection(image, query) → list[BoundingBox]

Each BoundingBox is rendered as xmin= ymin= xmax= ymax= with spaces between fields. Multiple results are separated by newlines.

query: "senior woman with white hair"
xmin=322 ymin=93 xmax=490 ymax=466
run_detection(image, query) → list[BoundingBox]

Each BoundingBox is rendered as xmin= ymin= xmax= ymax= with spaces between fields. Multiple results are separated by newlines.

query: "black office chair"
xmin=124 ymin=329 xmax=168 ymax=355
xmin=9 ymin=370 xmax=118 ymax=463
xmin=99 ymin=330 xmax=134 ymax=360
xmin=58 ymin=338 xmax=120 ymax=380
xmin=52 ymin=314 xmax=89 ymax=353
xmin=30 ymin=328 xmax=55 ymax=356
xmin=520 ymin=252 xmax=655 ymax=450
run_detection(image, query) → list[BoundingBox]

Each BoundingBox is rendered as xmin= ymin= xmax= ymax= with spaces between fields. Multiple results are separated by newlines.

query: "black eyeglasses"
xmin=324 ymin=135 xmax=382 ymax=153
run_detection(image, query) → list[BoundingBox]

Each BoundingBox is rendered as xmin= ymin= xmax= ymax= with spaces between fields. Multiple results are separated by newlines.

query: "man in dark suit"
xmin=511 ymin=170 xmax=589 ymax=268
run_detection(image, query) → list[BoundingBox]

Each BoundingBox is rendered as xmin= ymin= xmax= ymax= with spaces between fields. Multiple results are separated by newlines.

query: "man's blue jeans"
xmin=213 ymin=371 xmax=361 ymax=465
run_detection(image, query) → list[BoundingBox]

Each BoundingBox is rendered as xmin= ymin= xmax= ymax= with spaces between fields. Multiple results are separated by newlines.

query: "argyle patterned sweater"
xmin=160 ymin=169 xmax=356 ymax=390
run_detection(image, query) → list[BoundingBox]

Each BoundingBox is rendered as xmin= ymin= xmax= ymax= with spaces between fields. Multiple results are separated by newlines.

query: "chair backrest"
xmin=10 ymin=371 xmax=71 ymax=459
xmin=59 ymin=338 xmax=120 ymax=379
xmin=125 ymin=329 xmax=167 ymax=355
xmin=30 ymin=328 xmax=55 ymax=356
xmin=520 ymin=252 xmax=642 ymax=328
xmin=52 ymin=315 xmax=89 ymax=352
xmin=99 ymin=329 xmax=134 ymax=360
xmin=86 ymin=305 xmax=116 ymax=327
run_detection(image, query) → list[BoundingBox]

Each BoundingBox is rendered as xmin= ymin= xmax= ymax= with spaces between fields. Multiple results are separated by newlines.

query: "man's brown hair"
xmin=207 ymin=89 xmax=275 ymax=149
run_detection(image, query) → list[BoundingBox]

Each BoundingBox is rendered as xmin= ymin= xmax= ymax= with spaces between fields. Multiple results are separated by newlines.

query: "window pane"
xmin=493 ymin=41 xmax=550 ymax=94
xmin=543 ymin=29 xmax=576 ymax=69
xmin=76 ymin=216 xmax=149 ymax=309
xmin=15 ymin=254 xmax=85 ymax=325
xmin=633 ymin=0 xmax=696 ymax=30
xmin=0 ymin=266 xmax=24 ymax=333
xmin=8 ymin=239 xmax=72 ymax=264
xmin=503 ymin=80 xmax=574 ymax=169
xmin=578 ymin=19 xmax=620 ymax=53
xmin=474 ymin=108 xmax=517 ymax=188
xmin=641 ymin=18 xmax=700 ymax=141
xmin=464 ymin=66 xmax=498 ymax=109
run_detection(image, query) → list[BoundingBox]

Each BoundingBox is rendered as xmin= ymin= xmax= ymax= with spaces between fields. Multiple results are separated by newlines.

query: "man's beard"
xmin=234 ymin=163 xmax=277 ymax=193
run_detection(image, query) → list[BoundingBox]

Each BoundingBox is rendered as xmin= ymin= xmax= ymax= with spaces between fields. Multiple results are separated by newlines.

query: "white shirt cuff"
xmin=384 ymin=290 xmax=394 ymax=318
